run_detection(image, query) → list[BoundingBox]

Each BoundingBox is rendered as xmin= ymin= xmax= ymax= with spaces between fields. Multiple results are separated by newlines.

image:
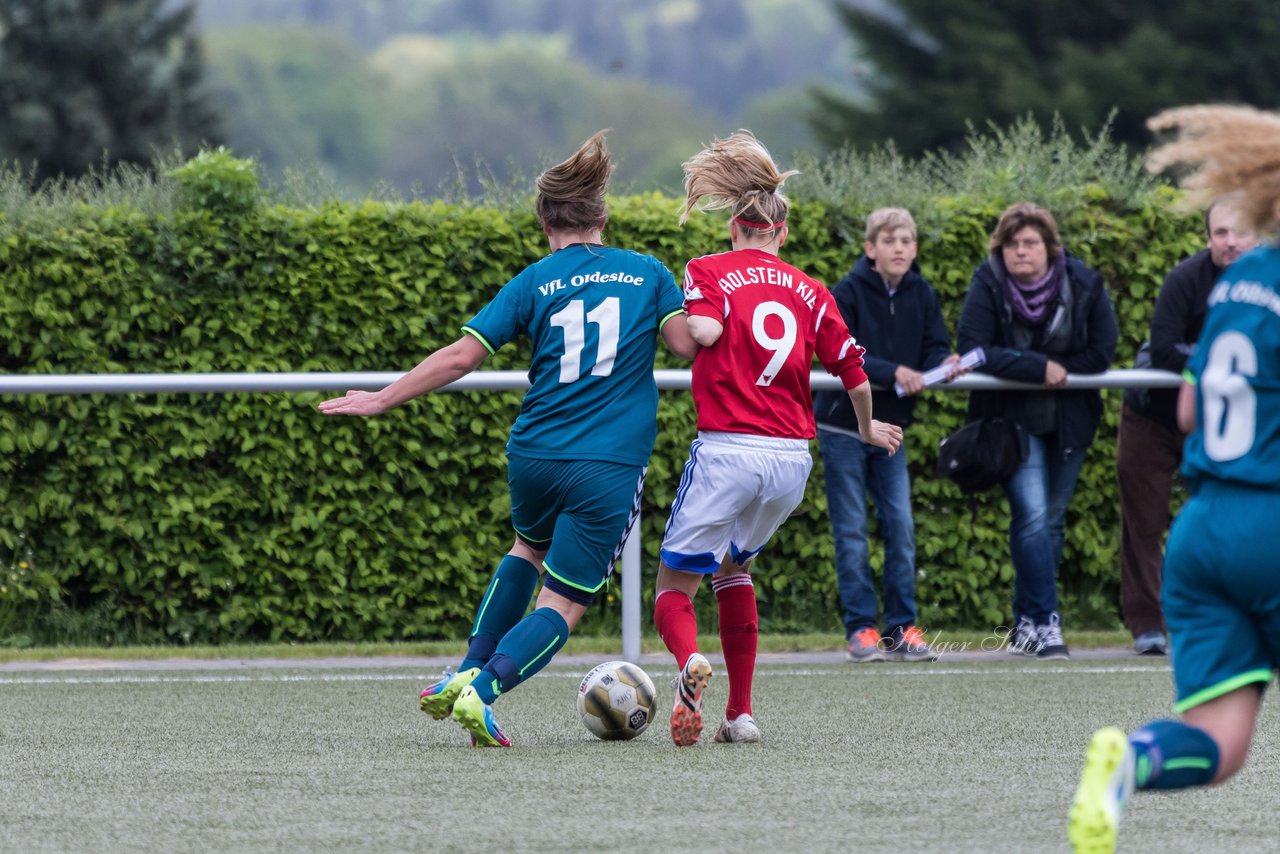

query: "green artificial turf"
xmin=0 ymin=656 xmax=1275 ymax=852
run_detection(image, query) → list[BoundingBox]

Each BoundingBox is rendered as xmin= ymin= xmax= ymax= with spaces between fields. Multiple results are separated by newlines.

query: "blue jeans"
xmin=818 ymin=428 xmax=916 ymax=638
xmin=1001 ymin=432 xmax=1087 ymax=625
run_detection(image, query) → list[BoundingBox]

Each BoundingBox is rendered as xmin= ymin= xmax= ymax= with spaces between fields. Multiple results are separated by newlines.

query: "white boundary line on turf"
xmin=763 ymin=665 xmax=1172 ymax=676
xmin=0 ymin=673 xmax=425 ymax=685
xmin=0 ymin=664 xmax=1169 ymax=686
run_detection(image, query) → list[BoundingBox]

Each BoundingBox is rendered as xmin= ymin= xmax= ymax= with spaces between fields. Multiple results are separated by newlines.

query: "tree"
xmin=203 ymin=26 xmax=389 ymax=194
xmin=811 ymin=0 xmax=1280 ymax=154
xmin=0 ymin=0 xmax=221 ymax=182
xmin=377 ymin=40 xmax=714 ymax=195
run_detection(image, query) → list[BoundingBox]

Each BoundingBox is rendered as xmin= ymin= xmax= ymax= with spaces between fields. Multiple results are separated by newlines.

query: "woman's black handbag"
xmin=936 ymin=417 xmax=1026 ymax=494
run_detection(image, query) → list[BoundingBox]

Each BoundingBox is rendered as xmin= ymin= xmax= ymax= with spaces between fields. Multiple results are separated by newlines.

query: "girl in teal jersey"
xmin=1070 ymin=105 xmax=1280 ymax=853
xmin=320 ymin=132 xmax=698 ymax=746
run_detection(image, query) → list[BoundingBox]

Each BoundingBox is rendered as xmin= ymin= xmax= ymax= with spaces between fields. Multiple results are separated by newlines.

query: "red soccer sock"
xmin=713 ymin=573 xmax=758 ymax=720
xmin=654 ymin=589 xmax=699 ymax=669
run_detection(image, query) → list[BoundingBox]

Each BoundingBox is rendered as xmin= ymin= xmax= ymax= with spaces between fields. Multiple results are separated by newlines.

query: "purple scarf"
xmin=999 ymin=250 xmax=1065 ymax=326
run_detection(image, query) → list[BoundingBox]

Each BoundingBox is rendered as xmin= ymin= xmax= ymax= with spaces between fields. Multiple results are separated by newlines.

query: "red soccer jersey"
xmin=684 ymin=248 xmax=868 ymax=439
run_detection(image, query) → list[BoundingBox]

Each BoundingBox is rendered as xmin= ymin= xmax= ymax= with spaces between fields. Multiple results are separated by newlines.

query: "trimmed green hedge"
xmin=0 ymin=155 xmax=1200 ymax=643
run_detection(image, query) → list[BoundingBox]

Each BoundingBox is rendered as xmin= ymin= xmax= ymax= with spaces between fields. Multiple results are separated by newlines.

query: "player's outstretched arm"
xmin=318 ymin=335 xmax=490 ymax=416
xmin=1176 ymin=380 xmax=1197 ymax=434
xmin=686 ymin=315 xmax=723 ymax=348
xmin=847 ymin=380 xmax=903 ymax=455
xmin=661 ymin=313 xmax=701 ymax=360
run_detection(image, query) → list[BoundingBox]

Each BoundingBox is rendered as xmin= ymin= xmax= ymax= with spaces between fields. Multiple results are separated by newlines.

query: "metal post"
xmin=620 ymin=524 xmax=641 ymax=663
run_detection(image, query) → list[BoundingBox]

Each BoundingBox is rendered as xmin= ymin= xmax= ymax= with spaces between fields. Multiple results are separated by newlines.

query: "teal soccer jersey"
xmin=1166 ymin=244 xmax=1280 ymax=711
xmin=1182 ymin=245 xmax=1280 ymax=490
xmin=462 ymin=244 xmax=684 ymax=466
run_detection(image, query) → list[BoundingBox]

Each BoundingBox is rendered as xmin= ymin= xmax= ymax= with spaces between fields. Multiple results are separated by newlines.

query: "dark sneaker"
xmin=1036 ymin=613 xmax=1070 ymax=660
xmin=1008 ymin=616 xmax=1041 ymax=656
xmin=1133 ymin=631 xmax=1167 ymax=656
xmin=670 ymin=652 xmax=712 ymax=747
xmin=845 ymin=626 xmax=886 ymax=663
xmin=885 ymin=625 xmax=937 ymax=662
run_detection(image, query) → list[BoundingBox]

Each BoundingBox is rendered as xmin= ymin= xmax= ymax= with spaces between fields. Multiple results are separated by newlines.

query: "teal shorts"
xmin=1163 ymin=482 xmax=1280 ymax=713
xmin=507 ymin=453 xmax=646 ymax=603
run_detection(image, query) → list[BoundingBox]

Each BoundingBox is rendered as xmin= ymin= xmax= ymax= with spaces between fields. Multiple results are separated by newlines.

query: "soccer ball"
xmin=577 ymin=660 xmax=657 ymax=741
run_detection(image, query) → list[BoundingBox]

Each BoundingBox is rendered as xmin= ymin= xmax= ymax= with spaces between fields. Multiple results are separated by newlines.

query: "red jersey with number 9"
xmin=683 ymin=247 xmax=868 ymax=439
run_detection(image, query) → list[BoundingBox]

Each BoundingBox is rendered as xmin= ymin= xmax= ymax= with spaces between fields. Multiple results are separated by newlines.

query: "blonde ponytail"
xmin=1147 ymin=105 xmax=1280 ymax=235
xmin=680 ymin=131 xmax=798 ymax=239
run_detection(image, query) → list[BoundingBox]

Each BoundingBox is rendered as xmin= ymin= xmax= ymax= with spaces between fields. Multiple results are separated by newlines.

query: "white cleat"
xmin=713 ymin=713 xmax=762 ymax=744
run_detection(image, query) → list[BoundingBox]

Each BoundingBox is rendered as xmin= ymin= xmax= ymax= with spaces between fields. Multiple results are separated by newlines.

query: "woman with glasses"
xmin=955 ymin=203 xmax=1118 ymax=660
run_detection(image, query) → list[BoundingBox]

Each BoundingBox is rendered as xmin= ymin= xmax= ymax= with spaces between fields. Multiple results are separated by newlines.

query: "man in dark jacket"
xmin=1117 ymin=199 xmax=1256 ymax=655
xmin=815 ymin=207 xmax=958 ymax=663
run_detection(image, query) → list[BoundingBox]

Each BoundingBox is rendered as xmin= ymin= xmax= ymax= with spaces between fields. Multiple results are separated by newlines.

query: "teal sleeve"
xmin=464 ymin=268 xmax=533 ymax=352
xmin=655 ymin=262 xmax=685 ymax=322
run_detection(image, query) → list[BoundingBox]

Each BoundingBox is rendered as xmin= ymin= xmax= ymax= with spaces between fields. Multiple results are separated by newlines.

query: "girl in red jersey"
xmin=655 ymin=131 xmax=903 ymax=746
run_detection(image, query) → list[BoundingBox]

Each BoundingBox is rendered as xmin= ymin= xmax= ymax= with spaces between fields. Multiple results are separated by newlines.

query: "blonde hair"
xmin=1147 ymin=105 xmax=1280 ymax=234
xmin=535 ymin=130 xmax=612 ymax=232
xmin=679 ymin=130 xmax=798 ymax=239
xmin=865 ymin=207 xmax=917 ymax=243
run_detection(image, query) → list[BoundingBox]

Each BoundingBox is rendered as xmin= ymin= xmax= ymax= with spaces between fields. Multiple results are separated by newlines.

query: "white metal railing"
xmin=0 ymin=368 xmax=1183 ymax=662
xmin=0 ymin=368 xmax=1183 ymax=395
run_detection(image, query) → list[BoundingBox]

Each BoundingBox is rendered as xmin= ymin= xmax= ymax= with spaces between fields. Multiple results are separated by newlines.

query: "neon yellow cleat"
xmin=418 ymin=667 xmax=480 ymax=720
xmin=1068 ymin=726 xmax=1135 ymax=854
xmin=451 ymin=685 xmax=512 ymax=748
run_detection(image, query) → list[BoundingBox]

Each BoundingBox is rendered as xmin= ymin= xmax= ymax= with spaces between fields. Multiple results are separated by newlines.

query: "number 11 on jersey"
xmin=550 ymin=297 xmax=621 ymax=383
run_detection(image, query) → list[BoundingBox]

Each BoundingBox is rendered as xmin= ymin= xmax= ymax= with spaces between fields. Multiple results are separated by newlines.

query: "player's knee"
xmin=1210 ymin=733 xmax=1253 ymax=783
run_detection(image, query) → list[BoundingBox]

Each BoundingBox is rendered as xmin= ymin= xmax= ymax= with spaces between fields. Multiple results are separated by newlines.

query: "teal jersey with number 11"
xmin=1183 ymin=245 xmax=1280 ymax=491
xmin=462 ymin=244 xmax=685 ymax=467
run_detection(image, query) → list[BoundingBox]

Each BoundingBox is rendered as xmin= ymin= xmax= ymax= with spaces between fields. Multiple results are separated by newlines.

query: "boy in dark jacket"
xmin=814 ymin=208 xmax=959 ymax=662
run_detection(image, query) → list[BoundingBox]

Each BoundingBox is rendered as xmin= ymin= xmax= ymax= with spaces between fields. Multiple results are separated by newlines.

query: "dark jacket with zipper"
xmin=814 ymin=255 xmax=953 ymax=430
xmin=1139 ymin=248 xmax=1220 ymax=431
xmin=956 ymin=253 xmax=1118 ymax=459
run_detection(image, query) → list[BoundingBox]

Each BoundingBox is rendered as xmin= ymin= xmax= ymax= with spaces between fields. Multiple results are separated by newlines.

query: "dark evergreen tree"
xmin=811 ymin=0 xmax=1280 ymax=154
xmin=0 ymin=0 xmax=222 ymax=181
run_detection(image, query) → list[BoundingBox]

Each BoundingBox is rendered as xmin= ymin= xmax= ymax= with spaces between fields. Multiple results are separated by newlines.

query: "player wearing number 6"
xmin=319 ymin=132 xmax=698 ymax=746
xmin=654 ymin=131 xmax=903 ymax=747
xmin=1069 ymin=105 xmax=1280 ymax=853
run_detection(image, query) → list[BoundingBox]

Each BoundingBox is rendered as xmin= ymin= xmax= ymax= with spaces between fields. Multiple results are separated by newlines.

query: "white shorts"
xmin=660 ymin=431 xmax=813 ymax=574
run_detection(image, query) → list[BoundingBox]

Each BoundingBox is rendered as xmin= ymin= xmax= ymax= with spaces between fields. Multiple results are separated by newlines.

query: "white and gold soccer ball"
xmin=576 ymin=660 xmax=656 ymax=741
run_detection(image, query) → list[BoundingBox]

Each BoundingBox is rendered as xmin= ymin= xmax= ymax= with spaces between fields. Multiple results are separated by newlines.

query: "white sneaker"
xmin=670 ymin=652 xmax=712 ymax=747
xmin=713 ymin=713 xmax=762 ymax=744
xmin=1068 ymin=727 xmax=1135 ymax=854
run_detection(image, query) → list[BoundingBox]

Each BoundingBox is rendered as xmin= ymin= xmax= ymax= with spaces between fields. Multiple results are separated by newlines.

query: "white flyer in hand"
xmin=894 ymin=347 xmax=986 ymax=397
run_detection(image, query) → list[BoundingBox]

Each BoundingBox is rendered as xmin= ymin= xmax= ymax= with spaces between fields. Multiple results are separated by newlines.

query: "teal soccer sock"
xmin=1130 ymin=719 xmax=1221 ymax=789
xmin=460 ymin=555 xmax=540 ymax=671
xmin=472 ymin=607 xmax=570 ymax=705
